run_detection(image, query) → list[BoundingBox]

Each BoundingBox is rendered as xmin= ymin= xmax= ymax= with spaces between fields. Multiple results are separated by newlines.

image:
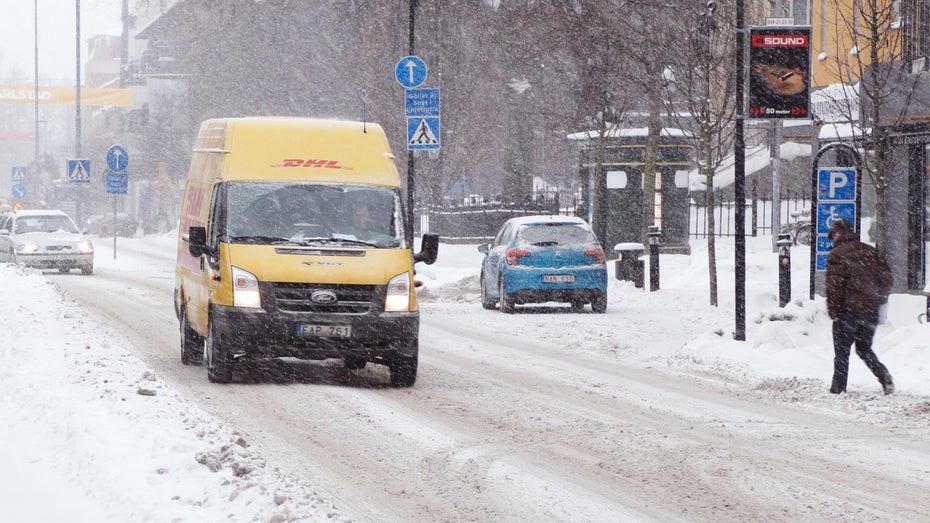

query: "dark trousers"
xmin=831 ymin=311 xmax=892 ymax=393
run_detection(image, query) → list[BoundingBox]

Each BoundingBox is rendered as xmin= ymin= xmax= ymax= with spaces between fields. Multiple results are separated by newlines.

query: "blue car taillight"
xmin=505 ymin=247 xmax=530 ymax=265
xmin=585 ymin=246 xmax=606 ymax=264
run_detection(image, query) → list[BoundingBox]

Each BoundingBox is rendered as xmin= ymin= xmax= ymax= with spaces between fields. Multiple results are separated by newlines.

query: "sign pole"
xmin=809 ymin=143 xmax=863 ymax=299
xmin=406 ymin=0 xmax=418 ymax=243
xmin=113 ymin=192 xmax=117 ymax=259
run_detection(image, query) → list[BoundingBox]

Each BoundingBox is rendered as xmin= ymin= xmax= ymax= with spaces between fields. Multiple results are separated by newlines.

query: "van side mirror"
xmin=414 ymin=233 xmax=439 ymax=265
xmin=188 ymin=226 xmax=207 ymax=258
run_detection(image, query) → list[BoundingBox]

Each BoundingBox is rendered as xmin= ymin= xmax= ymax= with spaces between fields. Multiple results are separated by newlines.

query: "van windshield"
xmin=224 ymin=182 xmax=403 ymax=248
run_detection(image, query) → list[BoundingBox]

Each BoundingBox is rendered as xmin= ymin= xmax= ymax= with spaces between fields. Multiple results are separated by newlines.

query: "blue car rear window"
xmin=517 ymin=224 xmax=594 ymax=246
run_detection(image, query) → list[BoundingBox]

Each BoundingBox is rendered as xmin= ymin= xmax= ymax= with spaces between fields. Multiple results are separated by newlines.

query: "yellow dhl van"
xmin=174 ymin=117 xmax=438 ymax=386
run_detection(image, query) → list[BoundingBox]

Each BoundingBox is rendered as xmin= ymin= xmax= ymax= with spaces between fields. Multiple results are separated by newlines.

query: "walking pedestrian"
xmin=825 ymin=219 xmax=895 ymax=395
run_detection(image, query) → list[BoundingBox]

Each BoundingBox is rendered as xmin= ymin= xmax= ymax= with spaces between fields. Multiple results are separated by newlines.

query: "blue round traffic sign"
xmin=395 ymin=55 xmax=427 ymax=89
xmin=106 ymin=144 xmax=129 ymax=173
xmin=12 ymin=183 xmax=27 ymax=200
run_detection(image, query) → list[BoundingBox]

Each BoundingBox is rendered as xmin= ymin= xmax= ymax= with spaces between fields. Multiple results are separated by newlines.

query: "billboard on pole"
xmin=748 ymin=26 xmax=812 ymax=119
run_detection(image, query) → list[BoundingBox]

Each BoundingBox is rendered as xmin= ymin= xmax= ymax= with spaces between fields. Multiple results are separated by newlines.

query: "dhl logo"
xmin=272 ymin=159 xmax=354 ymax=170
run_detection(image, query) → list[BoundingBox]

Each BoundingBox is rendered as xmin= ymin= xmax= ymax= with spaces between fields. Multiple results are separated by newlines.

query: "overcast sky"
xmin=0 ymin=0 xmax=122 ymax=84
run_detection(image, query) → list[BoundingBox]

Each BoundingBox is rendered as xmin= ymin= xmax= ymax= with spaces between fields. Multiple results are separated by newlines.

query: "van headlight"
xmin=77 ymin=240 xmax=94 ymax=254
xmin=232 ymin=266 xmax=262 ymax=308
xmin=384 ymin=271 xmax=411 ymax=312
xmin=16 ymin=244 xmax=39 ymax=254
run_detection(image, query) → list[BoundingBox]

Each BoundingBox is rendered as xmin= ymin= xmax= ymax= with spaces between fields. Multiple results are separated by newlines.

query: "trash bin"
xmin=614 ymin=242 xmax=645 ymax=288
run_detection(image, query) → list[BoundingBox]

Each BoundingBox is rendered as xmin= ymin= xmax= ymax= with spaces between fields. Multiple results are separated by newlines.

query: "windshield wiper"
xmin=228 ymin=235 xmax=291 ymax=244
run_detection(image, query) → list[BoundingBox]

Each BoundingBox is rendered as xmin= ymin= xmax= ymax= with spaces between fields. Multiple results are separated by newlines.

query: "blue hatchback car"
xmin=478 ymin=215 xmax=608 ymax=313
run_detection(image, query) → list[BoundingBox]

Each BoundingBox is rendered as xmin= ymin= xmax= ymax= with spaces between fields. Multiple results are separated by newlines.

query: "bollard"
xmin=614 ymin=242 xmax=645 ymax=288
xmin=647 ymin=226 xmax=662 ymax=291
xmin=777 ymin=233 xmax=792 ymax=307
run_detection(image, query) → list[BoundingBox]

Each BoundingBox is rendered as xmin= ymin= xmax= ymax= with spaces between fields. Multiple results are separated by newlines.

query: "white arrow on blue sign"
xmin=12 ymin=183 xmax=27 ymax=200
xmin=106 ymin=145 xmax=129 ymax=173
xmin=395 ymin=56 xmax=427 ymax=89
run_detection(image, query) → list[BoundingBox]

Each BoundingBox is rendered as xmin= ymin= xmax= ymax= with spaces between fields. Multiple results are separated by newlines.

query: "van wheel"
xmin=499 ymin=279 xmax=515 ymax=314
xmin=480 ymin=273 xmax=496 ymax=310
xmin=344 ymin=356 xmax=366 ymax=370
xmin=180 ymin=310 xmax=204 ymax=365
xmin=205 ymin=320 xmax=232 ymax=383
xmin=389 ymin=341 xmax=418 ymax=387
xmin=80 ymin=264 xmax=93 ymax=275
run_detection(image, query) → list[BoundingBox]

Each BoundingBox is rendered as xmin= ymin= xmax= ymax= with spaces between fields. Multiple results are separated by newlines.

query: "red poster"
xmin=748 ymin=26 xmax=812 ymax=119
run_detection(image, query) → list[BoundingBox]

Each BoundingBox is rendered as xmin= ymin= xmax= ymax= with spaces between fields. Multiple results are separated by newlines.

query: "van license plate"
xmin=543 ymin=274 xmax=574 ymax=283
xmin=296 ymin=325 xmax=352 ymax=337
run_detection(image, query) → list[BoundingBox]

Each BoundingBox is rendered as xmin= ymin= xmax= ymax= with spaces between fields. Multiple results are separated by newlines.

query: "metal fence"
xmin=689 ymin=193 xmax=812 ymax=239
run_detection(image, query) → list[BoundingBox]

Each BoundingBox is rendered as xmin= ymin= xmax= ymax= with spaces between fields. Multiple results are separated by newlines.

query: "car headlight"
xmin=77 ymin=240 xmax=94 ymax=254
xmin=16 ymin=244 xmax=39 ymax=254
xmin=384 ymin=271 xmax=411 ymax=312
xmin=231 ymin=266 xmax=262 ymax=308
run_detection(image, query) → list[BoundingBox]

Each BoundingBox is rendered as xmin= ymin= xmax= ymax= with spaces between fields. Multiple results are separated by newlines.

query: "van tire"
xmin=80 ymin=264 xmax=93 ymax=275
xmin=389 ymin=341 xmax=418 ymax=387
xmin=205 ymin=320 xmax=232 ymax=383
xmin=180 ymin=310 xmax=204 ymax=365
xmin=344 ymin=356 xmax=367 ymax=370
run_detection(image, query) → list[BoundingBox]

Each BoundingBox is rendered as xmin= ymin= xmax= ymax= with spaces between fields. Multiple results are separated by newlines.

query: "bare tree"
xmin=664 ymin=0 xmax=739 ymax=306
xmin=819 ymin=0 xmax=921 ymax=253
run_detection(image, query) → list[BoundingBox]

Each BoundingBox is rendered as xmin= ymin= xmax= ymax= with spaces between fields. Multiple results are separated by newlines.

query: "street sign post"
xmin=105 ymin=171 xmax=128 ymax=195
xmin=104 ymin=145 xmax=129 ymax=260
xmin=815 ymin=166 xmax=858 ymax=271
xmin=407 ymin=118 xmax=440 ymax=150
xmin=395 ymin=55 xmax=427 ymax=88
xmin=405 ymin=87 xmax=441 ymax=151
xmin=405 ymin=88 xmax=440 ymax=117
xmin=106 ymin=144 xmax=129 ymax=173
xmin=12 ymin=183 xmax=27 ymax=200
xmin=67 ymin=159 xmax=91 ymax=184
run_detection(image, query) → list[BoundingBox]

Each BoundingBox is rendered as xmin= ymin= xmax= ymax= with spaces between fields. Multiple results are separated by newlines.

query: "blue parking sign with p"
xmin=818 ymin=168 xmax=856 ymax=201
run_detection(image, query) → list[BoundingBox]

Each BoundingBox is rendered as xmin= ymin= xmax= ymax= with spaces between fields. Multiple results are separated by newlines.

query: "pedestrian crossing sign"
xmin=407 ymin=117 xmax=440 ymax=151
xmin=68 ymin=159 xmax=91 ymax=184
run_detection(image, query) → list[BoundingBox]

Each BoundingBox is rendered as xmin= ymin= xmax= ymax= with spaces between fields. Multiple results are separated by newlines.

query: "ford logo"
xmin=310 ymin=290 xmax=338 ymax=304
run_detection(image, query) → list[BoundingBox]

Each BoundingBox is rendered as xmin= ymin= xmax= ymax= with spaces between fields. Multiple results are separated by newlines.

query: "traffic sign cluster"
xmin=396 ymin=56 xmax=440 ymax=151
xmin=815 ymin=167 xmax=857 ymax=270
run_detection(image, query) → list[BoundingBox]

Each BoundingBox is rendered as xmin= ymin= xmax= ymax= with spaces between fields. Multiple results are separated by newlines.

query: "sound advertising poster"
xmin=748 ymin=26 xmax=812 ymax=119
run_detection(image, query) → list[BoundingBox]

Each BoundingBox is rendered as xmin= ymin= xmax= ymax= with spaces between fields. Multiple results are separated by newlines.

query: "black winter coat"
xmin=825 ymin=237 xmax=894 ymax=320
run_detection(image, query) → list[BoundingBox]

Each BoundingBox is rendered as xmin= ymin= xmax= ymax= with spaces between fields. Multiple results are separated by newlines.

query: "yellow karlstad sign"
xmin=0 ymin=85 xmax=133 ymax=107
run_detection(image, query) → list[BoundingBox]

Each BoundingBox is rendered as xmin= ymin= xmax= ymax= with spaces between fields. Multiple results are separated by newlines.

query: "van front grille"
xmin=268 ymin=282 xmax=376 ymax=314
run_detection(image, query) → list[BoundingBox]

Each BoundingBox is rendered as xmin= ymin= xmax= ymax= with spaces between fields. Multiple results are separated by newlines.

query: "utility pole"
xmin=75 ymin=0 xmax=83 ymax=221
xmin=34 ymin=0 xmax=39 ymax=208
xmin=405 ymin=0 xmax=419 ymax=242
xmin=734 ymin=0 xmax=747 ymax=341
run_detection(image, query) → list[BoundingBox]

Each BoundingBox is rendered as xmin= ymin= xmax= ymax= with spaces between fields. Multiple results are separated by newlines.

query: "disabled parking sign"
xmin=815 ymin=166 xmax=858 ymax=271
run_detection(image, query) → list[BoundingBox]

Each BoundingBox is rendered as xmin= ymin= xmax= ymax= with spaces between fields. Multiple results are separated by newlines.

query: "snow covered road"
xmin=40 ymin=235 xmax=930 ymax=521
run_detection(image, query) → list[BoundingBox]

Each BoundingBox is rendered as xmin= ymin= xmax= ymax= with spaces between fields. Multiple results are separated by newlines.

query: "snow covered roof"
xmin=688 ymin=141 xmax=812 ymax=191
xmin=566 ymin=126 xmax=693 ymax=141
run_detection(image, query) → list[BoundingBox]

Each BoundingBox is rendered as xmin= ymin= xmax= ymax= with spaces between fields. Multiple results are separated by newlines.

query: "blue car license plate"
xmin=542 ymin=274 xmax=574 ymax=283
